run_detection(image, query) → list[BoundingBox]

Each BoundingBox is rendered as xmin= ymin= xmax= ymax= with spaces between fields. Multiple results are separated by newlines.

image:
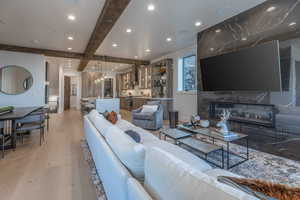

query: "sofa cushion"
xmin=105 ymin=126 xmax=146 ymax=180
xmin=145 ymin=140 xmax=212 ymax=172
xmin=87 ymin=109 xmax=99 ymax=122
xmin=133 ymin=112 xmax=154 ymax=120
xmin=144 ymin=147 xmax=257 ymax=200
xmin=90 ymin=112 xmax=113 ymax=137
xmin=127 ymin=178 xmax=153 ymax=200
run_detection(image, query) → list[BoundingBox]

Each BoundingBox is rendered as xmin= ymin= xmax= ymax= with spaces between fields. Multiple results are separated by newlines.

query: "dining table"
xmin=0 ymin=106 xmax=42 ymax=149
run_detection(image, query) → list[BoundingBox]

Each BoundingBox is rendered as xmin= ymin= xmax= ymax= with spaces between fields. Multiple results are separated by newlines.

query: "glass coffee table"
xmin=160 ymin=128 xmax=225 ymax=168
xmin=159 ymin=128 xmax=193 ymax=144
xmin=177 ymin=124 xmax=249 ymax=169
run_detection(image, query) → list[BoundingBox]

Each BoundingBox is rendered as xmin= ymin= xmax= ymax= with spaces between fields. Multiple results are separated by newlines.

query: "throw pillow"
xmin=141 ymin=105 xmax=158 ymax=113
xmin=107 ymin=111 xmax=118 ymax=124
xmin=125 ymin=130 xmax=141 ymax=143
xmin=218 ymin=176 xmax=300 ymax=200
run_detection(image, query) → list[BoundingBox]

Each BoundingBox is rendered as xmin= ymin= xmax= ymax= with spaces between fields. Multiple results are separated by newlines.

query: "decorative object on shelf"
xmin=190 ymin=115 xmax=201 ymax=128
xmin=159 ymin=67 xmax=166 ymax=75
xmin=200 ymin=120 xmax=210 ymax=128
xmin=216 ymin=109 xmax=231 ymax=135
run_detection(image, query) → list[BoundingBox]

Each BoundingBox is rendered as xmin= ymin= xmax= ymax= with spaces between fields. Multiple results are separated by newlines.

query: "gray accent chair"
xmin=132 ymin=101 xmax=164 ymax=130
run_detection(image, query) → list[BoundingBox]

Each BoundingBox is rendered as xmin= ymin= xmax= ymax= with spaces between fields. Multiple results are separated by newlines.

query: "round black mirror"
xmin=0 ymin=65 xmax=33 ymax=95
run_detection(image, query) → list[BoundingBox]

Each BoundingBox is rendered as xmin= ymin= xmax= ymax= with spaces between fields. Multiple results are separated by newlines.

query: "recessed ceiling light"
xmin=147 ymin=4 xmax=155 ymax=11
xmin=210 ymin=48 xmax=214 ymax=51
xmin=215 ymin=29 xmax=221 ymax=33
xmin=195 ymin=21 xmax=202 ymax=27
xmin=241 ymin=37 xmax=247 ymax=41
xmin=289 ymin=22 xmax=297 ymax=26
xmin=166 ymin=37 xmax=172 ymax=42
xmin=134 ymin=56 xmax=138 ymax=59
xmin=67 ymin=14 xmax=76 ymax=21
xmin=67 ymin=47 xmax=72 ymax=50
xmin=67 ymin=36 xmax=74 ymax=40
xmin=112 ymin=43 xmax=118 ymax=47
xmin=145 ymin=49 xmax=151 ymax=53
xmin=266 ymin=6 xmax=276 ymax=12
xmin=126 ymin=28 xmax=132 ymax=33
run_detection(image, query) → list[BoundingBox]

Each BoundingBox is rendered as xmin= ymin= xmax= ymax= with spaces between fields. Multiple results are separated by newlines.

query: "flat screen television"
xmin=200 ymin=41 xmax=282 ymax=91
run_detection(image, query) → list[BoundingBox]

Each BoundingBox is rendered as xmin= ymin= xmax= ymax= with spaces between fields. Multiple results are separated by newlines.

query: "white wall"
xmin=0 ymin=51 xmax=45 ymax=107
xmin=152 ymin=45 xmax=197 ymax=121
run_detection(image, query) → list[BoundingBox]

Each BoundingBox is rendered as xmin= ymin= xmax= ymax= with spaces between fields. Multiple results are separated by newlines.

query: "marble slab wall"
xmin=197 ymin=0 xmax=300 ymax=117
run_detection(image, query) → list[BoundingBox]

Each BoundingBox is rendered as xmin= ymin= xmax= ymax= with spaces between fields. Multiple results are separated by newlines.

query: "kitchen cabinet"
xmin=120 ymin=72 xmax=133 ymax=90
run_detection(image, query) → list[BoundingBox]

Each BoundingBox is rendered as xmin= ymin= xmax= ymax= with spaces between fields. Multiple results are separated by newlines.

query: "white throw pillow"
xmin=105 ymin=126 xmax=146 ymax=180
xmin=141 ymin=105 xmax=158 ymax=113
xmin=144 ymin=147 xmax=256 ymax=200
xmin=87 ymin=109 xmax=99 ymax=122
xmin=91 ymin=112 xmax=113 ymax=137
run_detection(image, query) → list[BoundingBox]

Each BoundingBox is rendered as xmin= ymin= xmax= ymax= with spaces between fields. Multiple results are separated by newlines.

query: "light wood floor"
xmin=0 ymin=110 xmax=97 ymax=200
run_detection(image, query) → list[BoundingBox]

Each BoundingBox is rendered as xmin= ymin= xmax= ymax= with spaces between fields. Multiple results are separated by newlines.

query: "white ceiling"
xmin=0 ymin=0 xmax=105 ymax=52
xmin=0 ymin=0 xmax=266 ymax=66
xmin=96 ymin=0 xmax=266 ymax=60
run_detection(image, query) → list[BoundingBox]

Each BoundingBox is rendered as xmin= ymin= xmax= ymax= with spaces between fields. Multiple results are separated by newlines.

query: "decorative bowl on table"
xmin=200 ymin=120 xmax=210 ymax=128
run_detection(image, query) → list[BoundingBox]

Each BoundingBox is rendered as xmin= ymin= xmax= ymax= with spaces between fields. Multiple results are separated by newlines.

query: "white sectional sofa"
xmin=84 ymin=110 xmax=258 ymax=200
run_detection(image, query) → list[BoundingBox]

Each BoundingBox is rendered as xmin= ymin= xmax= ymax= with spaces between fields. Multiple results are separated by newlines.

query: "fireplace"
xmin=209 ymin=102 xmax=276 ymax=128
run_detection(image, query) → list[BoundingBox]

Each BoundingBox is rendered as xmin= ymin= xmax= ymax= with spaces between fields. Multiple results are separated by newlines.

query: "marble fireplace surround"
xmin=197 ymin=0 xmax=300 ymax=117
xmin=196 ymin=0 xmax=300 ymax=161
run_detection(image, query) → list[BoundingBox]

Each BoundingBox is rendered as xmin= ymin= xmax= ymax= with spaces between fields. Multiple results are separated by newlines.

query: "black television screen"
xmin=200 ymin=41 xmax=282 ymax=91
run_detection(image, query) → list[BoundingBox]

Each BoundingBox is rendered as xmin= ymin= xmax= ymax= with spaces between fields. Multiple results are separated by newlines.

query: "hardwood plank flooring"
xmin=0 ymin=110 xmax=97 ymax=200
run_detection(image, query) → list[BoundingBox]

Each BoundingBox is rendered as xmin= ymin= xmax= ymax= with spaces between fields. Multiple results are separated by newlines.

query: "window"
xmin=182 ymin=55 xmax=196 ymax=91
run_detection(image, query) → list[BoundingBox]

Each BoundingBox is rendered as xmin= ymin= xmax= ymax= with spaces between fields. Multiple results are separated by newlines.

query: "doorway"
xmin=64 ymin=76 xmax=71 ymax=110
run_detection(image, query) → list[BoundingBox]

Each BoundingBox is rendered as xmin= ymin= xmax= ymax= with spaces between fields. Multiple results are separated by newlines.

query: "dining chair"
xmin=31 ymin=107 xmax=50 ymax=132
xmin=15 ymin=109 xmax=46 ymax=146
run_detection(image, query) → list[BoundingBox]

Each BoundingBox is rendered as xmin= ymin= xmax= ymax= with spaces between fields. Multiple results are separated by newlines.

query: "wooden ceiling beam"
xmin=92 ymin=55 xmax=150 ymax=65
xmin=0 ymin=43 xmax=150 ymax=66
xmin=0 ymin=44 xmax=83 ymax=59
xmin=78 ymin=0 xmax=131 ymax=71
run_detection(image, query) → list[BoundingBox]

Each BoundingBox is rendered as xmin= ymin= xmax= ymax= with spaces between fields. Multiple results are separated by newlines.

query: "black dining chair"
xmin=15 ymin=109 xmax=46 ymax=146
xmin=30 ymin=107 xmax=50 ymax=132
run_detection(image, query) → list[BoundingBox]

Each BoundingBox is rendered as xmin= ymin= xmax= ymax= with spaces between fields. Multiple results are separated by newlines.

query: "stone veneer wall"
xmin=197 ymin=0 xmax=300 ymax=117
